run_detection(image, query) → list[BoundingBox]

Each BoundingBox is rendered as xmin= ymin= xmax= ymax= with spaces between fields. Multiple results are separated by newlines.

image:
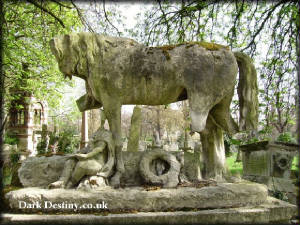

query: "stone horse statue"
xmin=50 ymin=33 xmax=258 ymax=187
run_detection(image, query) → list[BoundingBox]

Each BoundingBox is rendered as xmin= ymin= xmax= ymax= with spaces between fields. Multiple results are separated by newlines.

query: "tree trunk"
xmin=297 ymin=9 xmax=300 ymax=145
xmin=0 ymin=0 xmax=5 ymax=211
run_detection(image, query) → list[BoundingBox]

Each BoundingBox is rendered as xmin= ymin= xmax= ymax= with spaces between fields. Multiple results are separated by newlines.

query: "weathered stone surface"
xmin=1 ymin=199 xmax=297 ymax=225
xmin=50 ymin=33 xmax=241 ymax=132
xmin=5 ymin=182 xmax=268 ymax=213
xmin=120 ymin=151 xmax=144 ymax=186
xmin=139 ymin=149 xmax=181 ymax=188
xmin=200 ymin=116 xmax=227 ymax=180
xmin=17 ymin=150 xmax=198 ymax=187
xmin=183 ymin=152 xmax=202 ymax=182
xmin=241 ymin=141 xmax=298 ymax=184
xmin=242 ymin=150 xmax=270 ymax=177
xmin=50 ymin=33 xmax=259 ymax=185
xmin=18 ymin=155 xmax=69 ymax=188
xmin=261 ymin=196 xmax=297 ymax=223
xmin=127 ymin=106 xmax=142 ymax=152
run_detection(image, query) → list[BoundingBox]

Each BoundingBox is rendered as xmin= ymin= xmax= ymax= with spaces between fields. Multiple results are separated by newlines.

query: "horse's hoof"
xmin=110 ymin=172 xmax=122 ymax=188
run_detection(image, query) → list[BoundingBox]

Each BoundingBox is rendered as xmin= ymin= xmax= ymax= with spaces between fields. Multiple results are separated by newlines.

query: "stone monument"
xmin=49 ymin=33 xmax=258 ymax=186
xmin=3 ymin=34 xmax=297 ymax=224
xmin=240 ymin=141 xmax=299 ymax=204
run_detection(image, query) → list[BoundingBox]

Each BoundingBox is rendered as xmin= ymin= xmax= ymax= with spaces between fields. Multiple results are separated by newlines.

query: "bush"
xmin=4 ymin=132 xmax=19 ymax=145
xmin=9 ymin=150 xmax=20 ymax=164
xmin=36 ymin=139 xmax=49 ymax=155
xmin=276 ymin=132 xmax=297 ymax=144
xmin=57 ymin=129 xmax=80 ymax=154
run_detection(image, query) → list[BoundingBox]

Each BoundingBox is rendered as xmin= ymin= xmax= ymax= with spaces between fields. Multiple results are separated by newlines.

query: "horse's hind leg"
xmin=102 ymin=101 xmax=125 ymax=188
xmin=200 ymin=116 xmax=227 ymax=180
xmin=209 ymin=89 xmax=239 ymax=135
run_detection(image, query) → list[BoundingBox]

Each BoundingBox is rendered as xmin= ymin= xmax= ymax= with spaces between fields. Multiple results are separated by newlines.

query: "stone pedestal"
xmin=4 ymin=183 xmax=297 ymax=224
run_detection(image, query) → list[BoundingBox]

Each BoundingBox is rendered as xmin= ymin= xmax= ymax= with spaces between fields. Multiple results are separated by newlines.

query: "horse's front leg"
xmin=103 ymin=102 xmax=124 ymax=188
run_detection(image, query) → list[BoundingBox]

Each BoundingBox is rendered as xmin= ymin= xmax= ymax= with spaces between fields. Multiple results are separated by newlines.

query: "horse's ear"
xmin=49 ymin=38 xmax=62 ymax=60
xmin=64 ymin=34 xmax=71 ymax=44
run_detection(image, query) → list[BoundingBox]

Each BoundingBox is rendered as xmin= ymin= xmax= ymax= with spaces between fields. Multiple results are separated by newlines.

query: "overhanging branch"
xmin=26 ymin=0 xmax=65 ymax=28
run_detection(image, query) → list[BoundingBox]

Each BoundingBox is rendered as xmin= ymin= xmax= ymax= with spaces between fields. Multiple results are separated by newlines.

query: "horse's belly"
xmin=123 ymin=83 xmax=184 ymax=105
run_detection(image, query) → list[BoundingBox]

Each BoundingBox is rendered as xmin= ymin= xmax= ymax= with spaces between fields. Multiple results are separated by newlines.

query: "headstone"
xmin=240 ymin=141 xmax=298 ymax=179
xmin=127 ymin=106 xmax=142 ymax=152
xmin=240 ymin=141 xmax=299 ymax=204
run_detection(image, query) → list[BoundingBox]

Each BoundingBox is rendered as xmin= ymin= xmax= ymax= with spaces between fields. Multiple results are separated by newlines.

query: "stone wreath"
xmin=274 ymin=153 xmax=292 ymax=170
xmin=139 ymin=149 xmax=181 ymax=188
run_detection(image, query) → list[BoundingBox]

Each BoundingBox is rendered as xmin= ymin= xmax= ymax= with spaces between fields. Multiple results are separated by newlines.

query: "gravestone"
xmin=127 ymin=106 xmax=142 ymax=152
xmin=240 ymin=141 xmax=299 ymax=204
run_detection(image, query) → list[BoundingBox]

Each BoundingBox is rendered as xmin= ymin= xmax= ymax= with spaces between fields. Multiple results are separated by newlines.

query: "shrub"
xmin=57 ymin=129 xmax=80 ymax=154
xmin=276 ymin=132 xmax=297 ymax=144
xmin=4 ymin=132 xmax=19 ymax=145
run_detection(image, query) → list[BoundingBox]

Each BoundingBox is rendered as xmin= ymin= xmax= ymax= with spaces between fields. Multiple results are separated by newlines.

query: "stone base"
xmin=243 ymin=175 xmax=298 ymax=204
xmin=5 ymin=182 xmax=270 ymax=213
xmin=1 ymin=197 xmax=297 ymax=224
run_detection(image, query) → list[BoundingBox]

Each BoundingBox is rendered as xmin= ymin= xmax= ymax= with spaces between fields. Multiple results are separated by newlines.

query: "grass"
xmin=291 ymin=156 xmax=299 ymax=171
xmin=226 ymin=153 xmax=299 ymax=176
xmin=226 ymin=153 xmax=243 ymax=176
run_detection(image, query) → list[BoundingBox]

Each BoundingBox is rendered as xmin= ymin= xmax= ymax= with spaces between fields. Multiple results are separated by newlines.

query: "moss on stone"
xmin=152 ymin=41 xmax=229 ymax=60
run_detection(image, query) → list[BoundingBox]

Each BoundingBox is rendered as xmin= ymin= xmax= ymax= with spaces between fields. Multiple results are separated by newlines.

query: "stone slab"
xmin=243 ymin=175 xmax=297 ymax=192
xmin=1 ymin=197 xmax=297 ymax=224
xmin=5 ymin=182 xmax=268 ymax=213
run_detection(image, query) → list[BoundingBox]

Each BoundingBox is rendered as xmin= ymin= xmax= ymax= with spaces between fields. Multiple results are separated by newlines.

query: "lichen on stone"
xmin=152 ymin=41 xmax=229 ymax=60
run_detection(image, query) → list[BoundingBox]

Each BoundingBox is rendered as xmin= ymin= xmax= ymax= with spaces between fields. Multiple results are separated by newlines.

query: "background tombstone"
xmin=240 ymin=141 xmax=299 ymax=204
xmin=127 ymin=106 xmax=142 ymax=152
xmin=80 ymin=111 xmax=88 ymax=149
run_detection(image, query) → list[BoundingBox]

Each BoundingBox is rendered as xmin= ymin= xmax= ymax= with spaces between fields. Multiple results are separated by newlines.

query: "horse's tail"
xmin=234 ymin=52 xmax=259 ymax=131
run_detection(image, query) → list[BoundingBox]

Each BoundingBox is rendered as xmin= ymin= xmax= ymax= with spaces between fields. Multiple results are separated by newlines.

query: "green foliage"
xmin=57 ymin=129 xmax=80 ymax=154
xmin=145 ymin=137 xmax=153 ymax=142
xmin=36 ymin=139 xmax=49 ymax=155
xmin=3 ymin=1 xmax=82 ymax=111
xmin=4 ymin=132 xmax=18 ymax=145
xmin=276 ymin=132 xmax=297 ymax=144
xmin=271 ymin=190 xmax=288 ymax=201
xmin=292 ymin=156 xmax=299 ymax=171
xmin=9 ymin=150 xmax=20 ymax=165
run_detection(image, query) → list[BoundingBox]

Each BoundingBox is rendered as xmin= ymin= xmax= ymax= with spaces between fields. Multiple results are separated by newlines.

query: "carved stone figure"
xmin=50 ymin=33 xmax=258 ymax=186
xmin=48 ymin=128 xmax=115 ymax=189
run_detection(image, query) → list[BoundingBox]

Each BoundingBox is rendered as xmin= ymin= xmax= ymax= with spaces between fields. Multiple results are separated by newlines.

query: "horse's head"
xmin=50 ymin=33 xmax=100 ymax=80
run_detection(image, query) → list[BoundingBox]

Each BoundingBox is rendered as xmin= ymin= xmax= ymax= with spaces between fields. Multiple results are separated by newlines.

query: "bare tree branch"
xmin=242 ymin=0 xmax=285 ymax=51
xmin=103 ymin=0 xmax=121 ymax=36
xmin=70 ymin=0 xmax=94 ymax=33
xmin=50 ymin=0 xmax=73 ymax=9
xmin=26 ymin=0 xmax=65 ymax=28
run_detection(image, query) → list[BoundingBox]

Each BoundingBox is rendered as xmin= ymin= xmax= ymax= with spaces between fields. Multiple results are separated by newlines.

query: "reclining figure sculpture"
xmin=49 ymin=128 xmax=114 ymax=189
xmin=50 ymin=33 xmax=258 ymax=187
